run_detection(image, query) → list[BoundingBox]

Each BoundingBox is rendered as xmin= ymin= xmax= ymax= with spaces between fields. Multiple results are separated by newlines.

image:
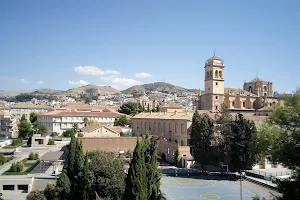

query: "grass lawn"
xmin=2 ymin=158 xmax=39 ymax=175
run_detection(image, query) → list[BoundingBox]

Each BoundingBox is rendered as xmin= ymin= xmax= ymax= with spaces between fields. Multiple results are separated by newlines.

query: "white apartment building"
xmin=0 ymin=110 xmax=18 ymax=138
xmin=38 ymin=109 xmax=124 ymax=135
xmin=10 ymin=104 xmax=52 ymax=121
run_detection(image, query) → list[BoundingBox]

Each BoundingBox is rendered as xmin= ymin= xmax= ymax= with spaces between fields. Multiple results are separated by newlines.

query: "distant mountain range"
xmin=121 ymin=82 xmax=199 ymax=95
xmin=0 ymin=82 xmax=198 ymax=97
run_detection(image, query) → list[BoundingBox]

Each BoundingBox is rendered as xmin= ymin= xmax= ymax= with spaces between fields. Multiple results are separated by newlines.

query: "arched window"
xmin=232 ymin=101 xmax=235 ymax=107
xmin=215 ymin=70 xmax=218 ymax=78
xmin=219 ymin=71 xmax=222 ymax=78
xmin=243 ymin=102 xmax=245 ymax=107
xmin=209 ymin=71 xmax=212 ymax=78
xmin=264 ymin=86 xmax=267 ymax=91
xmin=175 ymin=124 xmax=178 ymax=133
xmin=181 ymin=140 xmax=184 ymax=146
xmin=206 ymin=71 xmax=209 ymax=78
xmin=249 ymin=86 xmax=252 ymax=93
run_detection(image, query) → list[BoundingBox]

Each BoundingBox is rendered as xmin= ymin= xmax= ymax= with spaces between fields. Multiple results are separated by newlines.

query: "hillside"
xmin=0 ymin=89 xmax=33 ymax=97
xmin=64 ymin=84 xmax=119 ymax=95
xmin=121 ymin=82 xmax=198 ymax=95
xmin=32 ymin=88 xmax=64 ymax=95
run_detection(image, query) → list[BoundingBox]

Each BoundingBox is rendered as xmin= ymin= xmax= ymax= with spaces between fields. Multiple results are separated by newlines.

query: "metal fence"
xmin=246 ymin=169 xmax=292 ymax=180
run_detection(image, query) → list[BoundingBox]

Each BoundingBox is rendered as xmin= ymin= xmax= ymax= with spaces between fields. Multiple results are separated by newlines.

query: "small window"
xmin=172 ymin=149 xmax=175 ymax=156
xmin=3 ymin=185 xmax=14 ymax=190
xmin=208 ymin=88 xmax=210 ymax=91
xmin=18 ymin=185 xmax=28 ymax=191
xmin=232 ymin=101 xmax=235 ymax=107
xmin=215 ymin=96 xmax=218 ymax=99
xmin=167 ymin=148 xmax=170 ymax=155
xmin=243 ymin=102 xmax=245 ymax=107
xmin=215 ymin=82 xmax=218 ymax=86
xmin=216 ymin=106 xmax=218 ymax=110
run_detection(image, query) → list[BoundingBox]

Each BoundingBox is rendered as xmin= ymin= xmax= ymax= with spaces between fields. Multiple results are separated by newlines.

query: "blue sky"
xmin=0 ymin=0 xmax=299 ymax=92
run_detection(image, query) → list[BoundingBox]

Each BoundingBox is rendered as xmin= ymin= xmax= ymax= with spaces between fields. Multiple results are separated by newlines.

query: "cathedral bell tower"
xmin=201 ymin=54 xmax=225 ymax=112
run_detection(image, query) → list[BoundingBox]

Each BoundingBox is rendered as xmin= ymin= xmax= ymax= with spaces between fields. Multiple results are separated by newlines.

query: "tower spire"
xmin=213 ymin=49 xmax=216 ymax=56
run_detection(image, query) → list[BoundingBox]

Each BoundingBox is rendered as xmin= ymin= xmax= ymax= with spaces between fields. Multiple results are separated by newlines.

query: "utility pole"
xmin=240 ymin=171 xmax=243 ymax=200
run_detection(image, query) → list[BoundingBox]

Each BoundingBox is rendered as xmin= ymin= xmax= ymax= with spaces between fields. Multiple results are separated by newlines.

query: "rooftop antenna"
xmin=213 ymin=49 xmax=216 ymax=56
xmin=256 ymin=71 xmax=259 ymax=77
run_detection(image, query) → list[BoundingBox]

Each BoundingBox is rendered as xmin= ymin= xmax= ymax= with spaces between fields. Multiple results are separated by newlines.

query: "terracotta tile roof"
xmin=224 ymin=88 xmax=258 ymax=97
xmin=80 ymin=124 xmax=102 ymax=133
xmin=39 ymin=110 xmax=123 ymax=117
xmin=109 ymin=126 xmax=123 ymax=133
xmin=132 ymin=111 xmax=194 ymax=120
xmin=10 ymin=104 xmax=52 ymax=109
xmin=160 ymin=103 xmax=184 ymax=109
xmin=79 ymin=137 xmax=138 ymax=153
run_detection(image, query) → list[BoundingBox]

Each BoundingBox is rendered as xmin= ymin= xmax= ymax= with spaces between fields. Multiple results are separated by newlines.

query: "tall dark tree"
xmin=74 ymin=139 xmax=84 ymax=177
xmin=190 ymin=111 xmax=214 ymax=172
xmin=229 ymin=114 xmax=257 ymax=172
xmin=56 ymin=172 xmax=71 ymax=200
xmin=29 ymin=112 xmax=38 ymax=124
xmin=66 ymin=132 xmax=76 ymax=179
xmin=216 ymin=104 xmax=232 ymax=165
xmin=268 ymin=89 xmax=300 ymax=200
xmin=124 ymin=140 xmax=147 ymax=200
xmin=80 ymin=153 xmax=90 ymax=200
xmin=147 ymin=104 xmax=150 ymax=112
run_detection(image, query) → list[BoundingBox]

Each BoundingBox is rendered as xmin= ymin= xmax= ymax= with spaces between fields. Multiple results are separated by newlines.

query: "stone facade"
xmin=198 ymin=56 xmax=283 ymax=112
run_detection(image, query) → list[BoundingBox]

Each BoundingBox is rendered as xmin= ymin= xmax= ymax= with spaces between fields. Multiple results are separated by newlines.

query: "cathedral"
xmin=198 ymin=55 xmax=282 ymax=113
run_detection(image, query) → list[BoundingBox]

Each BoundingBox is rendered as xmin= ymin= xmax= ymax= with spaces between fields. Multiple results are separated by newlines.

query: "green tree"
xmin=44 ymin=182 xmax=57 ymax=200
xmin=47 ymin=139 xmax=55 ymax=145
xmin=56 ymin=172 xmax=71 ymax=200
xmin=29 ymin=112 xmax=38 ymax=124
xmin=114 ymin=115 xmax=130 ymax=126
xmin=83 ymin=117 xmax=89 ymax=126
xmin=174 ymin=149 xmax=179 ymax=166
xmin=18 ymin=115 xmax=32 ymax=138
xmin=124 ymin=140 xmax=147 ymax=200
xmin=0 ymin=155 xmax=7 ymax=165
xmin=229 ymin=114 xmax=257 ymax=172
xmin=32 ymin=122 xmax=47 ymax=136
xmin=190 ymin=111 xmax=214 ymax=172
xmin=147 ymin=104 xmax=150 ymax=112
xmin=66 ymin=132 xmax=76 ymax=179
xmin=74 ymin=139 xmax=84 ymax=177
xmin=89 ymin=151 xmax=126 ymax=200
xmin=10 ymin=161 xmax=24 ymax=172
xmin=118 ymin=102 xmax=142 ymax=115
xmin=77 ymin=153 xmax=90 ymax=200
xmin=268 ymin=89 xmax=300 ymax=200
xmin=252 ymin=196 xmax=266 ymax=200
xmin=73 ymin=123 xmax=79 ymax=133
xmin=26 ymin=190 xmax=47 ymax=200
xmin=62 ymin=130 xmax=73 ymax=137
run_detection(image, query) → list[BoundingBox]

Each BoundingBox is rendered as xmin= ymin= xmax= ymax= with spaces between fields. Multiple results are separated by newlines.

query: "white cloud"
xmin=135 ymin=72 xmax=152 ymax=78
xmin=111 ymin=78 xmax=140 ymax=90
xmin=74 ymin=66 xmax=120 ymax=76
xmin=20 ymin=78 xmax=29 ymax=84
xmin=100 ymin=75 xmax=118 ymax=81
xmin=68 ymin=80 xmax=89 ymax=86
xmin=38 ymin=81 xmax=44 ymax=84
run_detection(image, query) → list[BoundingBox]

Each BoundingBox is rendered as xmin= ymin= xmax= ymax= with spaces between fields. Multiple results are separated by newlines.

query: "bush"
xmin=10 ymin=161 xmax=24 ymax=172
xmin=47 ymin=139 xmax=55 ymax=145
xmin=34 ymin=153 xmax=39 ymax=160
xmin=78 ymin=133 xmax=84 ymax=137
xmin=11 ymin=138 xmax=23 ymax=146
xmin=0 ymin=155 xmax=7 ymax=165
xmin=62 ymin=130 xmax=73 ymax=137
xmin=51 ymin=132 xmax=58 ymax=137
xmin=29 ymin=153 xmax=35 ymax=160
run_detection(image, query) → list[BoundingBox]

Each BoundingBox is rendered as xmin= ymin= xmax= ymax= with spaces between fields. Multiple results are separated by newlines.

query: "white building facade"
xmin=38 ymin=109 xmax=124 ymax=135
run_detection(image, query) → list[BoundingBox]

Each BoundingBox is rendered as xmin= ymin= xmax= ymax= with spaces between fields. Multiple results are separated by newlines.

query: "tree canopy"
xmin=114 ymin=115 xmax=131 ymax=126
xmin=30 ymin=112 xmax=38 ymax=124
xmin=118 ymin=102 xmax=143 ymax=115
xmin=18 ymin=114 xmax=32 ymax=138
xmin=26 ymin=190 xmax=47 ymax=200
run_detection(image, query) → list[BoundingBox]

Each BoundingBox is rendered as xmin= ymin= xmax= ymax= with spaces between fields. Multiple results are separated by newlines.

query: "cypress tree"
xmin=66 ymin=131 xmax=76 ymax=179
xmin=124 ymin=139 xmax=147 ymax=200
xmin=74 ymin=139 xmax=84 ymax=176
xmin=56 ymin=172 xmax=71 ymax=200
xmin=229 ymin=114 xmax=257 ymax=172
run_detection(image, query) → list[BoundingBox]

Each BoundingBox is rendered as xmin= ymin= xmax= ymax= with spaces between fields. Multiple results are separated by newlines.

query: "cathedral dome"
xmin=207 ymin=56 xmax=222 ymax=61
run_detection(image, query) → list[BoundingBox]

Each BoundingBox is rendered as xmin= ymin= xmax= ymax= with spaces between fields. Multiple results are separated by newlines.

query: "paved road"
xmin=233 ymin=180 xmax=281 ymax=199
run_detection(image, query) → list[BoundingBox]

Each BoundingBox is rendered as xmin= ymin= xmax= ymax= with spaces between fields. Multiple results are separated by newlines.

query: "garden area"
xmin=0 ymin=154 xmax=15 ymax=165
xmin=2 ymin=153 xmax=39 ymax=175
xmin=2 ymin=138 xmax=26 ymax=149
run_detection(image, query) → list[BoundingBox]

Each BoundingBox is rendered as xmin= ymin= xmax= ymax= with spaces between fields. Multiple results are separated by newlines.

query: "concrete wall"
xmin=82 ymin=126 xmax=120 ymax=137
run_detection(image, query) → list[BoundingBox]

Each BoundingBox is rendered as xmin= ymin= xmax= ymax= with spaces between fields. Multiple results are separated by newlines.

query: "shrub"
xmin=62 ymin=130 xmax=73 ymax=137
xmin=34 ymin=153 xmax=39 ymax=160
xmin=29 ymin=153 xmax=35 ymax=160
xmin=47 ymin=139 xmax=55 ymax=145
xmin=11 ymin=138 xmax=23 ymax=146
xmin=51 ymin=132 xmax=58 ymax=137
xmin=10 ymin=161 xmax=24 ymax=172
xmin=0 ymin=155 xmax=7 ymax=165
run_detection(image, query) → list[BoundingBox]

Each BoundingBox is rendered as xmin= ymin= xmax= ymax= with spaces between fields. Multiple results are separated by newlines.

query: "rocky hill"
xmin=64 ymin=84 xmax=119 ymax=95
xmin=121 ymin=82 xmax=198 ymax=95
